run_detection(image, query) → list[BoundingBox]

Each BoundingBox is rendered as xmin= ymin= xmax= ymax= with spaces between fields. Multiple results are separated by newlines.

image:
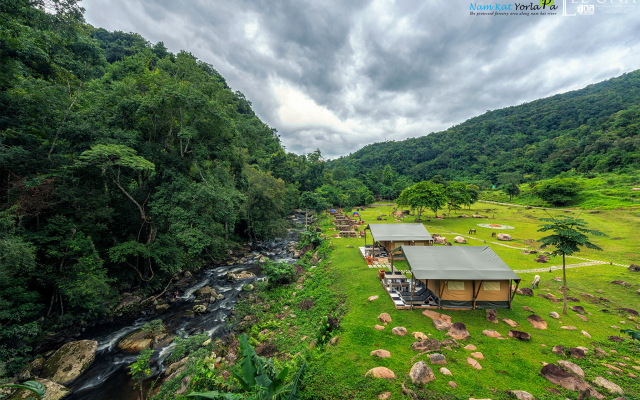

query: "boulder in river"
xmin=7 ymin=378 xmax=70 ymax=400
xmin=41 ymin=340 xmax=98 ymax=385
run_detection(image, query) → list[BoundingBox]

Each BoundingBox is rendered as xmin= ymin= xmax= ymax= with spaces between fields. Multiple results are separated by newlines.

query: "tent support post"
xmin=473 ymin=280 xmax=483 ymax=310
xmin=411 ymin=272 xmax=415 ymax=310
xmin=510 ymin=280 xmax=520 ymax=308
xmin=390 ymin=251 xmax=394 ymax=272
xmin=472 ymin=281 xmax=476 ymax=310
xmin=438 ymin=281 xmax=446 ymax=310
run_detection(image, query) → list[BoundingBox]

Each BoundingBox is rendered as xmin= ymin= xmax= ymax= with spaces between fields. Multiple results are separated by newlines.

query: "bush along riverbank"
xmin=150 ymin=222 xmax=346 ymax=399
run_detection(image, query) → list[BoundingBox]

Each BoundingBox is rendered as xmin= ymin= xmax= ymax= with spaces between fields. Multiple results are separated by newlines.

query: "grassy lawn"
xmin=302 ymin=203 xmax=640 ymax=400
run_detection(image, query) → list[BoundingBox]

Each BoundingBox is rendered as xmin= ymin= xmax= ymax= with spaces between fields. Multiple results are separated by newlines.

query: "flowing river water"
xmin=64 ymin=214 xmax=306 ymax=400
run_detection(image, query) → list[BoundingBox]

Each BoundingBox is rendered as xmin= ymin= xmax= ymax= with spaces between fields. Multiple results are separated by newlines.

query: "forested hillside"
xmin=0 ymin=0 xmax=324 ymax=376
xmin=331 ymin=70 xmax=640 ymax=186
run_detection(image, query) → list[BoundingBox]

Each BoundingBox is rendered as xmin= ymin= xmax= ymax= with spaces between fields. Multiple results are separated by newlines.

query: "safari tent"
xmin=398 ymin=245 xmax=521 ymax=309
xmin=363 ymin=224 xmax=433 ymax=257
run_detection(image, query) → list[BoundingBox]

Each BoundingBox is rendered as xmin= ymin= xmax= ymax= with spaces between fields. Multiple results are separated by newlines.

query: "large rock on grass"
xmin=411 ymin=338 xmax=441 ymax=352
xmin=592 ymin=377 xmax=624 ymax=395
xmin=558 ymin=360 xmax=585 ymax=378
xmin=482 ymin=330 xmax=503 ymax=338
xmin=409 ymin=361 xmax=435 ymax=384
xmin=540 ymin=364 xmax=604 ymax=399
xmin=392 ymin=327 xmax=407 ymax=336
xmin=527 ymin=314 xmax=547 ymax=329
xmin=433 ymin=319 xmax=453 ymax=331
xmin=508 ymin=330 xmax=531 ymax=341
xmin=422 ymin=309 xmax=452 ymax=323
xmin=41 ymin=340 xmax=97 ymax=385
xmin=370 ymin=349 xmax=391 ymax=358
xmin=366 ymin=367 xmax=395 ymax=379
xmin=377 ymin=313 xmax=392 ymax=324
xmin=446 ymin=322 xmax=470 ymax=340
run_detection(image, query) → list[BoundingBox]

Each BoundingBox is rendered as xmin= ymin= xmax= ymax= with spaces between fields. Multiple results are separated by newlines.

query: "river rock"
xmin=454 ymin=236 xmax=466 ymax=244
xmin=527 ymin=314 xmax=547 ymax=329
xmin=193 ymin=304 xmax=207 ymax=314
xmin=374 ymin=325 xmax=385 ymax=330
xmin=446 ymin=322 xmax=470 ymax=340
xmin=226 ymin=270 xmax=256 ymax=281
xmin=42 ymin=340 xmax=98 ymax=385
xmin=540 ymin=364 xmax=604 ymax=399
xmin=366 ymin=367 xmax=395 ymax=379
xmin=409 ymin=361 xmax=435 ymax=384
xmin=368 ymin=295 xmax=379 ymax=302
xmin=195 ymin=286 xmax=217 ymax=297
xmin=17 ymin=357 xmax=44 ymax=380
xmin=115 ymin=294 xmax=143 ymax=311
xmin=8 ymin=378 xmax=70 ymax=400
xmin=549 ymin=311 xmax=560 ymax=319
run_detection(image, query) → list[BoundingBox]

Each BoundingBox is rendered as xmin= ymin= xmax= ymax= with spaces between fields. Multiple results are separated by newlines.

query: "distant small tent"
xmin=352 ymin=212 xmax=360 ymax=217
xmin=397 ymin=245 xmax=521 ymax=309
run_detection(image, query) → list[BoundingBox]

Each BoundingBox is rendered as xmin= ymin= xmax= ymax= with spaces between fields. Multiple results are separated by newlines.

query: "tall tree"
xmin=445 ymin=182 xmax=471 ymax=213
xmin=397 ymin=181 xmax=446 ymax=221
xmin=537 ymin=216 xmax=605 ymax=314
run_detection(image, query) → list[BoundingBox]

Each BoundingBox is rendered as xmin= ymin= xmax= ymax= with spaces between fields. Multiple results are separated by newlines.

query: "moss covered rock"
xmin=41 ymin=340 xmax=97 ymax=385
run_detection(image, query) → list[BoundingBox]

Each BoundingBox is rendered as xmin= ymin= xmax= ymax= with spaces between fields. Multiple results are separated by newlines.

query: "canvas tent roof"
xmin=365 ymin=223 xmax=433 ymax=242
xmin=399 ymin=246 xmax=520 ymax=281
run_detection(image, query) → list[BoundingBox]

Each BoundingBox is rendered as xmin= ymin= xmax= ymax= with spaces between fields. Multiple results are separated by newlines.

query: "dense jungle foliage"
xmin=330 ymin=70 xmax=640 ymax=187
xmin=0 ymin=0 xmax=327 ymax=376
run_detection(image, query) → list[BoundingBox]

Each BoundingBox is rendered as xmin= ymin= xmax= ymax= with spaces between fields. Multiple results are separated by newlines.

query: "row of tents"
xmin=363 ymin=223 xmax=521 ymax=309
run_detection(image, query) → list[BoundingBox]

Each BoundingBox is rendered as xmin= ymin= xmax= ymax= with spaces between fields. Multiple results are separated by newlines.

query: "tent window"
xmin=483 ymin=281 xmax=501 ymax=291
xmin=447 ymin=281 xmax=465 ymax=291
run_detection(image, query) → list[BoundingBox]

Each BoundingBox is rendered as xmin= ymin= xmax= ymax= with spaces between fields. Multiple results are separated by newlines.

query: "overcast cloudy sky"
xmin=82 ymin=0 xmax=640 ymax=158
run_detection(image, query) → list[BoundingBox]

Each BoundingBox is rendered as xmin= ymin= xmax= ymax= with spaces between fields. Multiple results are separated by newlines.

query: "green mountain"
xmin=332 ymin=70 xmax=640 ymax=185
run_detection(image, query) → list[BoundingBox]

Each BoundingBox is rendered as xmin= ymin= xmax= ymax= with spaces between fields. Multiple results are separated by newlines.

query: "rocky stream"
xmin=13 ymin=214 xmax=307 ymax=400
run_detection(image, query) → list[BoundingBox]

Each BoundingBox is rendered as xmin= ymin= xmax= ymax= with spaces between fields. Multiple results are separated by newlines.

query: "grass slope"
xmin=303 ymin=203 xmax=640 ymax=400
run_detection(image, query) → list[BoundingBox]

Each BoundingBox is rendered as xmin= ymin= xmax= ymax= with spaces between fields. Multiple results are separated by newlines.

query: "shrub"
xmin=534 ymin=178 xmax=582 ymax=206
xmin=261 ymin=260 xmax=295 ymax=286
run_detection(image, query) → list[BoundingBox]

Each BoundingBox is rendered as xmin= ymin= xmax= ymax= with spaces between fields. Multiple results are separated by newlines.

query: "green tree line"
xmin=0 ymin=0 xmax=326 ymax=376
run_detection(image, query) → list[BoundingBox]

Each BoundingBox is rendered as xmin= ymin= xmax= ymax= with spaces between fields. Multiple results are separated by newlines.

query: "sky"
xmin=82 ymin=0 xmax=640 ymax=159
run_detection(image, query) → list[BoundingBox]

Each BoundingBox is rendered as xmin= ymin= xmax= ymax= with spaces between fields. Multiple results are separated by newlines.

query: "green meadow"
xmin=301 ymin=203 xmax=640 ymax=400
